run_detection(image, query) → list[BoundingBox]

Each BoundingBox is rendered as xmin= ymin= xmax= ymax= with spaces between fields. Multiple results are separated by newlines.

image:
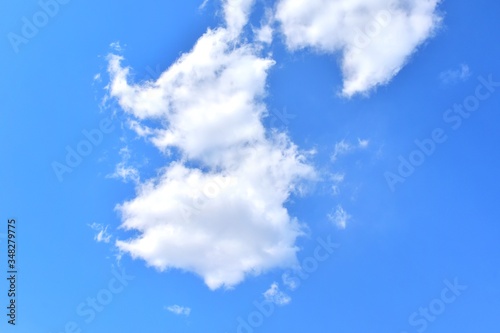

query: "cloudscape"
xmin=2 ymin=0 xmax=500 ymax=332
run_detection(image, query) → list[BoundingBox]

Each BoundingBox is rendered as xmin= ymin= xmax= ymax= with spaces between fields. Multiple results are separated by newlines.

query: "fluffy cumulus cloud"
xmin=275 ymin=0 xmax=442 ymax=96
xmin=106 ymin=0 xmax=314 ymax=290
xmin=104 ymin=0 xmax=441 ymax=290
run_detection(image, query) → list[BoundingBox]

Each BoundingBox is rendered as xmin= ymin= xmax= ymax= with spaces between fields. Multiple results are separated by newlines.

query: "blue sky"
xmin=1 ymin=0 xmax=500 ymax=332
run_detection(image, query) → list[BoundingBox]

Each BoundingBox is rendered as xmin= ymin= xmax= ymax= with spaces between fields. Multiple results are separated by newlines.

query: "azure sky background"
xmin=1 ymin=0 xmax=500 ymax=332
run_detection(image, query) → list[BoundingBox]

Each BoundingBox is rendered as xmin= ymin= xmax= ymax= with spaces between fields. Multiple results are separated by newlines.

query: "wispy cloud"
xmin=263 ymin=283 xmax=291 ymax=306
xmin=439 ymin=64 xmax=471 ymax=85
xmin=281 ymin=272 xmax=299 ymax=291
xmin=199 ymin=0 xmax=209 ymax=10
xmin=327 ymin=205 xmax=351 ymax=230
xmin=253 ymin=7 xmax=274 ymax=45
xmin=109 ymin=41 xmax=124 ymax=52
xmin=330 ymin=172 xmax=345 ymax=196
xmin=358 ymin=138 xmax=370 ymax=149
xmin=331 ymin=138 xmax=369 ymax=162
xmin=165 ymin=305 xmax=191 ymax=316
xmin=107 ymin=146 xmax=140 ymax=184
xmin=331 ymin=140 xmax=352 ymax=162
xmin=88 ymin=223 xmax=112 ymax=243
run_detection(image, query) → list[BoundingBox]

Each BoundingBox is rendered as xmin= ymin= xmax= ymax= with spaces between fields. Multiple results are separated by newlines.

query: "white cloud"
xmin=109 ymin=41 xmax=124 ymax=52
xmin=328 ymin=205 xmax=351 ymax=230
xmin=165 ymin=305 xmax=191 ymax=316
xmin=254 ymin=25 xmax=273 ymax=45
xmin=199 ymin=0 xmax=210 ymax=10
xmin=263 ymin=282 xmax=291 ymax=305
xmin=107 ymin=146 xmax=140 ymax=184
xmin=107 ymin=29 xmax=274 ymax=161
xmin=106 ymin=4 xmax=315 ymax=290
xmin=275 ymin=0 xmax=442 ymax=96
xmin=439 ymin=64 xmax=471 ymax=85
xmin=331 ymin=140 xmax=352 ymax=162
xmin=358 ymin=138 xmax=370 ymax=149
xmin=89 ymin=223 xmax=112 ymax=243
xmin=253 ymin=8 xmax=274 ymax=45
xmin=331 ymin=138 xmax=370 ymax=162
xmin=282 ymin=272 xmax=299 ymax=291
xmin=223 ymin=0 xmax=256 ymax=36
xmin=331 ymin=172 xmax=345 ymax=196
